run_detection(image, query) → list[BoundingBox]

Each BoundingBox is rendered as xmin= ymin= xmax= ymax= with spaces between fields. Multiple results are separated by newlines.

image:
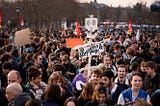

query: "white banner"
xmin=85 ymin=17 xmax=98 ymax=32
xmin=78 ymin=41 xmax=104 ymax=59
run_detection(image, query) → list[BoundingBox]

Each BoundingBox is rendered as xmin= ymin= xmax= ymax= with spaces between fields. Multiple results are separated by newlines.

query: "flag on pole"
xmin=136 ymin=30 xmax=140 ymax=41
xmin=127 ymin=19 xmax=132 ymax=35
xmin=74 ymin=20 xmax=81 ymax=36
xmin=0 ymin=12 xmax=2 ymax=28
xmin=19 ymin=19 xmax=24 ymax=26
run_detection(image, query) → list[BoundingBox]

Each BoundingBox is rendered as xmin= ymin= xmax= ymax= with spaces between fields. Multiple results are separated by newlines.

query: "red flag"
xmin=127 ymin=19 xmax=132 ymax=35
xmin=0 ymin=12 xmax=2 ymax=28
xmin=74 ymin=20 xmax=81 ymax=36
xmin=19 ymin=19 xmax=24 ymax=26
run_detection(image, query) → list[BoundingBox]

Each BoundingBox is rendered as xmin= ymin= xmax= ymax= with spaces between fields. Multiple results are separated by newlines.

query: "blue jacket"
xmin=122 ymin=88 xmax=148 ymax=103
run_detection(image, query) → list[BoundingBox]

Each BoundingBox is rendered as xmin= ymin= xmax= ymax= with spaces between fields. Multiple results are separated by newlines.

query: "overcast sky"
xmin=77 ymin=0 xmax=156 ymax=7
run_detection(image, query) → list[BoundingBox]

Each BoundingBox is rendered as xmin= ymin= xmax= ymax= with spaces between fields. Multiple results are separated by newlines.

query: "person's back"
xmin=11 ymin=92 xmax=31 ymax=106
xmin=150 ymin=90 xmax=160 ymax=106
xmin=42 ymin=100 xmax=59 ymax=106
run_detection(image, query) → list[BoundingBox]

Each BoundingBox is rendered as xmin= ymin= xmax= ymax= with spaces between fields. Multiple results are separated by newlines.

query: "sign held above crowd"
xmin=76 ymin=41 xmax=104 ymax=59
xmin=14 ymin=28 xmax=31 ymax=46
xmin=85 ymin=15 xmax=98 ymax=32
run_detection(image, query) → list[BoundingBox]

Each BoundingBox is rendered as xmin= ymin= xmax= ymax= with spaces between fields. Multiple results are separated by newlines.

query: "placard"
xmin=14 ymin=28 xmax=31 ymax=46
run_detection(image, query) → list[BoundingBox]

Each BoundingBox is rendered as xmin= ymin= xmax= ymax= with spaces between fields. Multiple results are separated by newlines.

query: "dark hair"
xmin=92 ymin=84 xmax=108 ymax=101
xmin=102 ymin=69 xmax=114 ymax=80
xmin=2 ymin=62 xmax=13 ymax=70
xmin=130 ymin=61 xmax=139 ymax=71
xmin=116 ymin=59 xmax=127 ymax=66
xmin=1 ymin=53 xmax=12 ymax=63
xmin=150 ymin=90 xmax=160 ymax=106
xmin=130 ymin=72 xmax=142 ymax=82
xmin=6 ymin=44 xmax=13 ymax=53
xmin=25 ymin=99 xmax=42 ymax=106
xmin=44 ymin=83 xmax=61 ymax=102
xmin=12 ymin=49 xmax=19 ymax=57
xmin=52 ymin=64 xmax=66 ymax=75
xmin=0 ymin=48 xmax=4 ymax=55
xmin=79 ymin=61 xmax=88 ymax=69
xmin=27 ymin=66 xmax=41 ymax=81
xmin=144 ymin=61 xmax=156 ymax=71
xmin=64 ymin=97 xmax=79 ymax=106
xmin=34 ymin=53 xmax=41 ymax=60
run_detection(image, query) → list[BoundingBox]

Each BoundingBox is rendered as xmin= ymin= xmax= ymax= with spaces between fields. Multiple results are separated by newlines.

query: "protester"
xmin=6 ymin=82 xmax=31 ymax=106
xmin=101 ymin=68 xmax=128 ymax=105
xmin=85 ymin=83 xmax=113 ymax=106
xmin=25 ymin=99 xmax=42 ymax=106
xmin=48 ymin=72 xmax=73 ymax=103
xmin=64 ymin=97 xmax=79 ymax=106
xmin=77 ymin=82 xmax=95 ymax=106
xmin=42 ymin=83 xmax=62 ymax=106
xmin=150 ymin=89 xmax=160 ymax=106
xmin=26 ymin=66 xmax=47 ymax=100
xmin=142 ymin=61 xmax=160 ymax=95
xmin=117 ymin=72 xmax=150 ymax=105
xmin=0 ymin=16 xmax=160 ymax=106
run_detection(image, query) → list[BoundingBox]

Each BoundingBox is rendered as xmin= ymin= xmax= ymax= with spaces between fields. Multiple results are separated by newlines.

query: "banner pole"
xmin=88 ymin=55 xmax=92 ymax=79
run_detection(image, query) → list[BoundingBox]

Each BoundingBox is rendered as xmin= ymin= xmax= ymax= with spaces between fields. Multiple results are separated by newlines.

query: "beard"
xmin=108 ymin=80 xmax=112 ymax=87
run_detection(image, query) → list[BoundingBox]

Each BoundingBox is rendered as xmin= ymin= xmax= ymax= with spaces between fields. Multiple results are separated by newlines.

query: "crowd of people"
xmin=0 ymin=27 xmax=160 ymax=106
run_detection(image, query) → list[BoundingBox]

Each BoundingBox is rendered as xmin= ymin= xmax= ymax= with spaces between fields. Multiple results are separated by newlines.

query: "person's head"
xmin=59 ymin=51 xmax=67 ymax=59
xmin=1 ymin=53 xmax=13 ymax=64
xmin=52 ymin=64 xmax=66 ymax=75
xmin=2 ymin=62 xmax=13 ymax=75
xmin=48 ymin=55 xmax=61 ymax=68
xmin=129 ymin=61 xmax=139 ymax=72
xmin=92 ymin=84 xmax=108 ymax=104
xmin=6 ymin=44 xmax=13 ymax=55
xmin=126 ymin=47 xmax=135 ymax=58
xmin=103 ymin=54 xmax=112 ymax=66
xmin=44 ymin=83 xmax=61 ymax=102
xmin=79 ymin=82 xmax=95 ymax=101
xmin=48 ymin=72 xmax=66 ymax=88
xmin=64 ymin=97 xmax=79 ymax=106
xmin=117 ymin=65 xmax=127 ymax=79
xmin=58 ymin=41 xmax=65 ymax=49
xmin=7 ymin=70 xmax=22 ymax=84
xmin=90 ymin=68 xmax=102 ymax=85
xmin=5 ymin=82 xmax=22 ymax=102
xmin=25 ymin=99 xmax=42 ymax=106
xmin=61 ymin=54 xmax=70 ymax=65
xmin=27 ymin=66 xmax=41 ymax=85
xmin=79 ymin=61 xmax=88 ymax=76
xmin=144 ymin=61 xmax=156 ymax=76
xmin=132 ymin=100 xmax=151 ymax=106
xmin=140 ymin=61 xmax=146 ymax=73
xmin=101 ymin=68 xmax=114 ymax=88
xmin=81 ymin=57 xmax=88 ymax=62
xmin=130 ymin=72 xmax=143 ymax=90
xmin=34 ymin=53 xmax=43 ymax=65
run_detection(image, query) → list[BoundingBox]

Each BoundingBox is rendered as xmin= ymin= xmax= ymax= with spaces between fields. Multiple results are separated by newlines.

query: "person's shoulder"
xmin=42 ymin=100 xmax=59 ymax=106
xmin=85 ymin=101 xmax=97 ymax=106
xmin=121 ymin=88 xmax=131 ymax=95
